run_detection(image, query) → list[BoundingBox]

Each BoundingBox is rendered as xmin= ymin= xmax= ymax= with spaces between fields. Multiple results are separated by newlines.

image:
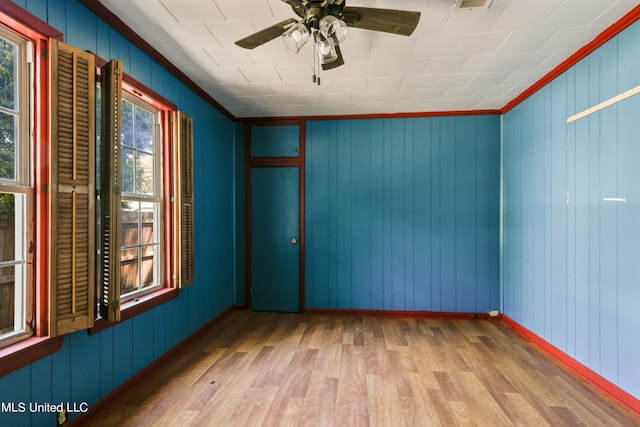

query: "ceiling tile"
xmin=161 ymin=23 xmax=220 ymax=48
xmin=453 ymin=32 xmax=511 ymax=56
xmin=491 ymin=0 xmax=563 ymax=31
xmin=160 ymin=0 xmax=224 ymax=23
xmin=97 ymin=0 xmax=640 ymax=117
xmin=214 ymin=0 xmax=274 ymax=20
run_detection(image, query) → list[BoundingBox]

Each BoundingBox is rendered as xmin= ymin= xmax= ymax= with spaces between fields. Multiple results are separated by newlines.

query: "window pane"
xmin=0 ymin=266 xmax=15 ymax=335
xmin=135 ymin=152 xmax=154 ymax=195
xmin=141 ymin=246 xmax=154 ymax=287
xmin=0 ymin=193 xmax=15 ymax=262
xmin=0 ymin=192 xmax=25 ymax=340
xmin=140 ymin=202 xmax=155 ymax=245
xmin=121 ymin=201 xmax=139 ymax=247
xmin=121 ymin=99 xmax=134 ymax=148
xmin=135 ymin=106 xmax=154 ymax=153
xmin=121 ymin=147 xmax=135 ymax=194
xmin=0 ymin=112 xmax=16 ymax=180
xmin=120 ymin=247 xmax=138 ymax=295
xmin=0 ymin=37 xmax=16 ymax=110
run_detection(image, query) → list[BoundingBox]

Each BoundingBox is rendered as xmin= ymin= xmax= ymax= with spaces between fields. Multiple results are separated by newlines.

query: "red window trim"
xmin=0 ymin=3 xmax=181 ymax=376
xmin=90 ymin=56 xmax=179 ymax=335
xmin=0 ymin=4 xmax=58 ymax=376
xmin=89 ymin=287 xmax=179 ymax=335
xmin=0 ymin=336 xmax=65 ymax=378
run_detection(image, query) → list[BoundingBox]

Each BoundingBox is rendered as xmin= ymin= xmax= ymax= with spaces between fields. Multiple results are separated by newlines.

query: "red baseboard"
xmin=68 ymin=305 xmax=242 ymax=426
xmin=502 ymin=315 xmax=640 ymax=417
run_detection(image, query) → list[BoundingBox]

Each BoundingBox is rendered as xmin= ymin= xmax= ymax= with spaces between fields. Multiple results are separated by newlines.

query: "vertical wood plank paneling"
xmin=382 ymin=120 xmax=393 ymax=309
xmin=369 ymin=120 xmax=385 ymax=308
xmin=430 ymin=119 xmax=442 ymax=310
xmin=351 ymin=120 xmax=372 ymax=309
xmin=132 ymin=311 xmax=155 ymax=373
xmin=30 ymin=357 xmax=53 ymax=425
xmin=51 ymin=338 xmax=71 ymax=406
xmin=531 ymin=92 xmax=546 ymax=335
xmin=0 ymin=0 xmax=234 ymax=426
xmin=22 ymin=0 xmax=47 ymax=22
xmin=99 ymin=327 xmax=115 ymax=398
xmin=96 ymin=20 xmax=111 ymax=60
xmin=616 ymin=94 xmax=640 ymax=398
xmin=549 ymin=75 xmax=568 ymax=350
xmin=112 ymin=321 xmax=133 ymax=388
xmin=336 ymin=121 xmax=352 ymax=308
xmin=455 ymin=116 xmax=477 ymax=312
xmin=0 ymin=368 xmax=30 ymax=426
xmin=391 ymin=119 xmax=406 ymax=310
xmin=439 ymin=118 xmax=457 ymax=311
xmin=412 ymin=118 xmax=432 ymax=310
xmin=65 ymin=1 xmax=97 ymax=50
xmin=305 ymin=115 xmax=500 ymax=313
xmin=68 ymin=329 xmax=101 ymax=406
xmin=573 ymin=58 xmax=591 ymax=363
xmin=502 ymin=20 xmax=640 ymax=402
xmin=598 ymin=43 xmax=619 ymax=384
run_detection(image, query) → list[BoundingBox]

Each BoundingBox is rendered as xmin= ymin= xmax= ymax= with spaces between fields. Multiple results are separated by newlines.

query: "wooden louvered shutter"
xmin=49 ymin=39 xmax=95 ymax=336
xmin=99 ymin=59 xmax=123 ymax=321
xmin=176 ymin=112 xmax=194 ymax=287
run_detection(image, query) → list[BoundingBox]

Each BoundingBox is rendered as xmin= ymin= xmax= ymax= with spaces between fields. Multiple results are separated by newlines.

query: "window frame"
xmin=91 ymin=64 xmax=179 ymax=333
xmin=0 ymin=3 xmax=185 ymax=372
xmin=0 ymin=24 xmax=35 ymax=349
xmin=119 ymin=94 xmax=164 ymax=302
xmin=0 ymin=3 xmax=65 ymax=375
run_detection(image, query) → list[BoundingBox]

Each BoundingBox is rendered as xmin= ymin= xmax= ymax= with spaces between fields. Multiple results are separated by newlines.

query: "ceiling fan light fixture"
xmin=317 ymin=37 xmax=338 ymax=64
xmin=319 ymin=15 xmax=348 ymax=45
xmin=282 ymin=23 xmax=309 ymax=54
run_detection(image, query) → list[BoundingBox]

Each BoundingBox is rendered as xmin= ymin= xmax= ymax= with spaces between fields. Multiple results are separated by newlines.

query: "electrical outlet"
xmin=57 ymin=408 xmax=67 ymax=426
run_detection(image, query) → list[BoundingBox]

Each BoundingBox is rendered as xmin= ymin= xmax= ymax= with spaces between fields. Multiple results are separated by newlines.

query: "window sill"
xmin=89 ymin=287 xmax=179 ymax=335
xmin=0 ymin=335 xmax=65 ymax=378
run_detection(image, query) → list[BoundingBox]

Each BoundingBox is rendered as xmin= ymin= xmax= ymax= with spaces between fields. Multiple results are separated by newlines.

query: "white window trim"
xmin=118 ymin=95 xmax=163 ymax=303
xmin=0 ymin=26 xmax=34 ymax=348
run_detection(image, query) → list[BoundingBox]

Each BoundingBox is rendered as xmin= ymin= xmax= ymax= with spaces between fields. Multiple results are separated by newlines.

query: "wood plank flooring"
xmin=85 ymin=311 xmax=640 ymax=426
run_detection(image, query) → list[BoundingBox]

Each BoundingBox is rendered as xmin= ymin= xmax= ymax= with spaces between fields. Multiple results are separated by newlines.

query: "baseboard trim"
xmin=502 ymin=315 xmax=640 ymax=417
xmin=303 ymin=307 xmax=501 ymax=320
xmin=68 ymin=304 xmax=243 ymax=426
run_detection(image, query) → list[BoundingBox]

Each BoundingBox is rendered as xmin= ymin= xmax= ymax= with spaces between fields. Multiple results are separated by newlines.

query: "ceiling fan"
xmin=235 ymin=0 xmax=421 ymax=81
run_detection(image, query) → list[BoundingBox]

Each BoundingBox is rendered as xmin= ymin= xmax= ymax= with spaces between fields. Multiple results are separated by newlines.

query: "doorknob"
xmin=291 ymin=238 xmax=297 ymax=244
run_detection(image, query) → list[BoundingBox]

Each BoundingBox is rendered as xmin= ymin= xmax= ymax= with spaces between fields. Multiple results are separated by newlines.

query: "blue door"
xmin=251 ymin=167 xmax=300 ymax=312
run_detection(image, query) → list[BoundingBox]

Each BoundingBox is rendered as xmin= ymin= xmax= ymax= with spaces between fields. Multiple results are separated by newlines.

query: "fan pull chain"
xmin=312 ymin=30 xmax=321 ymax=85
xmin=312 ymin=34 xmax=316 ymax=84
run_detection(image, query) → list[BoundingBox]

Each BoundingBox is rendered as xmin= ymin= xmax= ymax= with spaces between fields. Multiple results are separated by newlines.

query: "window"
xmin=97 ymin=59 xmax=185 ymax=324
xmin=0 ymin=4 xmax=194 ymax=373
xmin=0 ymin=25 xmax=33 ymax=349
xmin=119 ymin=96 xmax=162 ymax=301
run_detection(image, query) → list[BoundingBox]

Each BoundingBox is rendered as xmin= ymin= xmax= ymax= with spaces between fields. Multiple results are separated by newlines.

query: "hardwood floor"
xmin=85 ymin=310 xmax=639 ymax=426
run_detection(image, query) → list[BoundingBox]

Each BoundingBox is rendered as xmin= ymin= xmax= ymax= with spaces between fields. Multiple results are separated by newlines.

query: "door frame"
xmin=244 ymin=120 xmax=306 ymax=311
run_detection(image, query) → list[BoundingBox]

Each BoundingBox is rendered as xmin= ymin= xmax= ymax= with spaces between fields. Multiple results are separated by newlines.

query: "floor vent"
xmin=456 ymin=0 xmax=493 ymax=10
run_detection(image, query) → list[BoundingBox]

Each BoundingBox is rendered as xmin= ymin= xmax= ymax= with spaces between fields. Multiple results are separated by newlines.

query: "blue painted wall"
xmin=306 ymin=116 xmax=501 ymax=312
xmin=502 ymin=21 xmax=640 ymax=399
xmin=0 ymin=1 xmax=236 ymax=425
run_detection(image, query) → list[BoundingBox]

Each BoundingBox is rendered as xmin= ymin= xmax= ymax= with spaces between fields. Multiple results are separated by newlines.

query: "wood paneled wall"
xmin=502 ymin=21 xmax=640 ymax=401
xmin=306 ymin=116 xmax=501 ymax=312
xmin=0 ymin=1 xmax=236 ymax=426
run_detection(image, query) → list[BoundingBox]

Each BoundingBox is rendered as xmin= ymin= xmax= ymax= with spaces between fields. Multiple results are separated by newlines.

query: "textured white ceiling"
xmin=97 ymin=0 xmax=640 ymax=118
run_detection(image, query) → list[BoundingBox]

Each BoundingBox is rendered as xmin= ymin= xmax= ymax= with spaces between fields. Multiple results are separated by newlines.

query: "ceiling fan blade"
xmin=235 ymin=18 xmax=297 ymax=49
xmin=342 ymin=7 xmax=420 ymax=36
xmin=322 ymin=36 xmax=345 ymax=71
